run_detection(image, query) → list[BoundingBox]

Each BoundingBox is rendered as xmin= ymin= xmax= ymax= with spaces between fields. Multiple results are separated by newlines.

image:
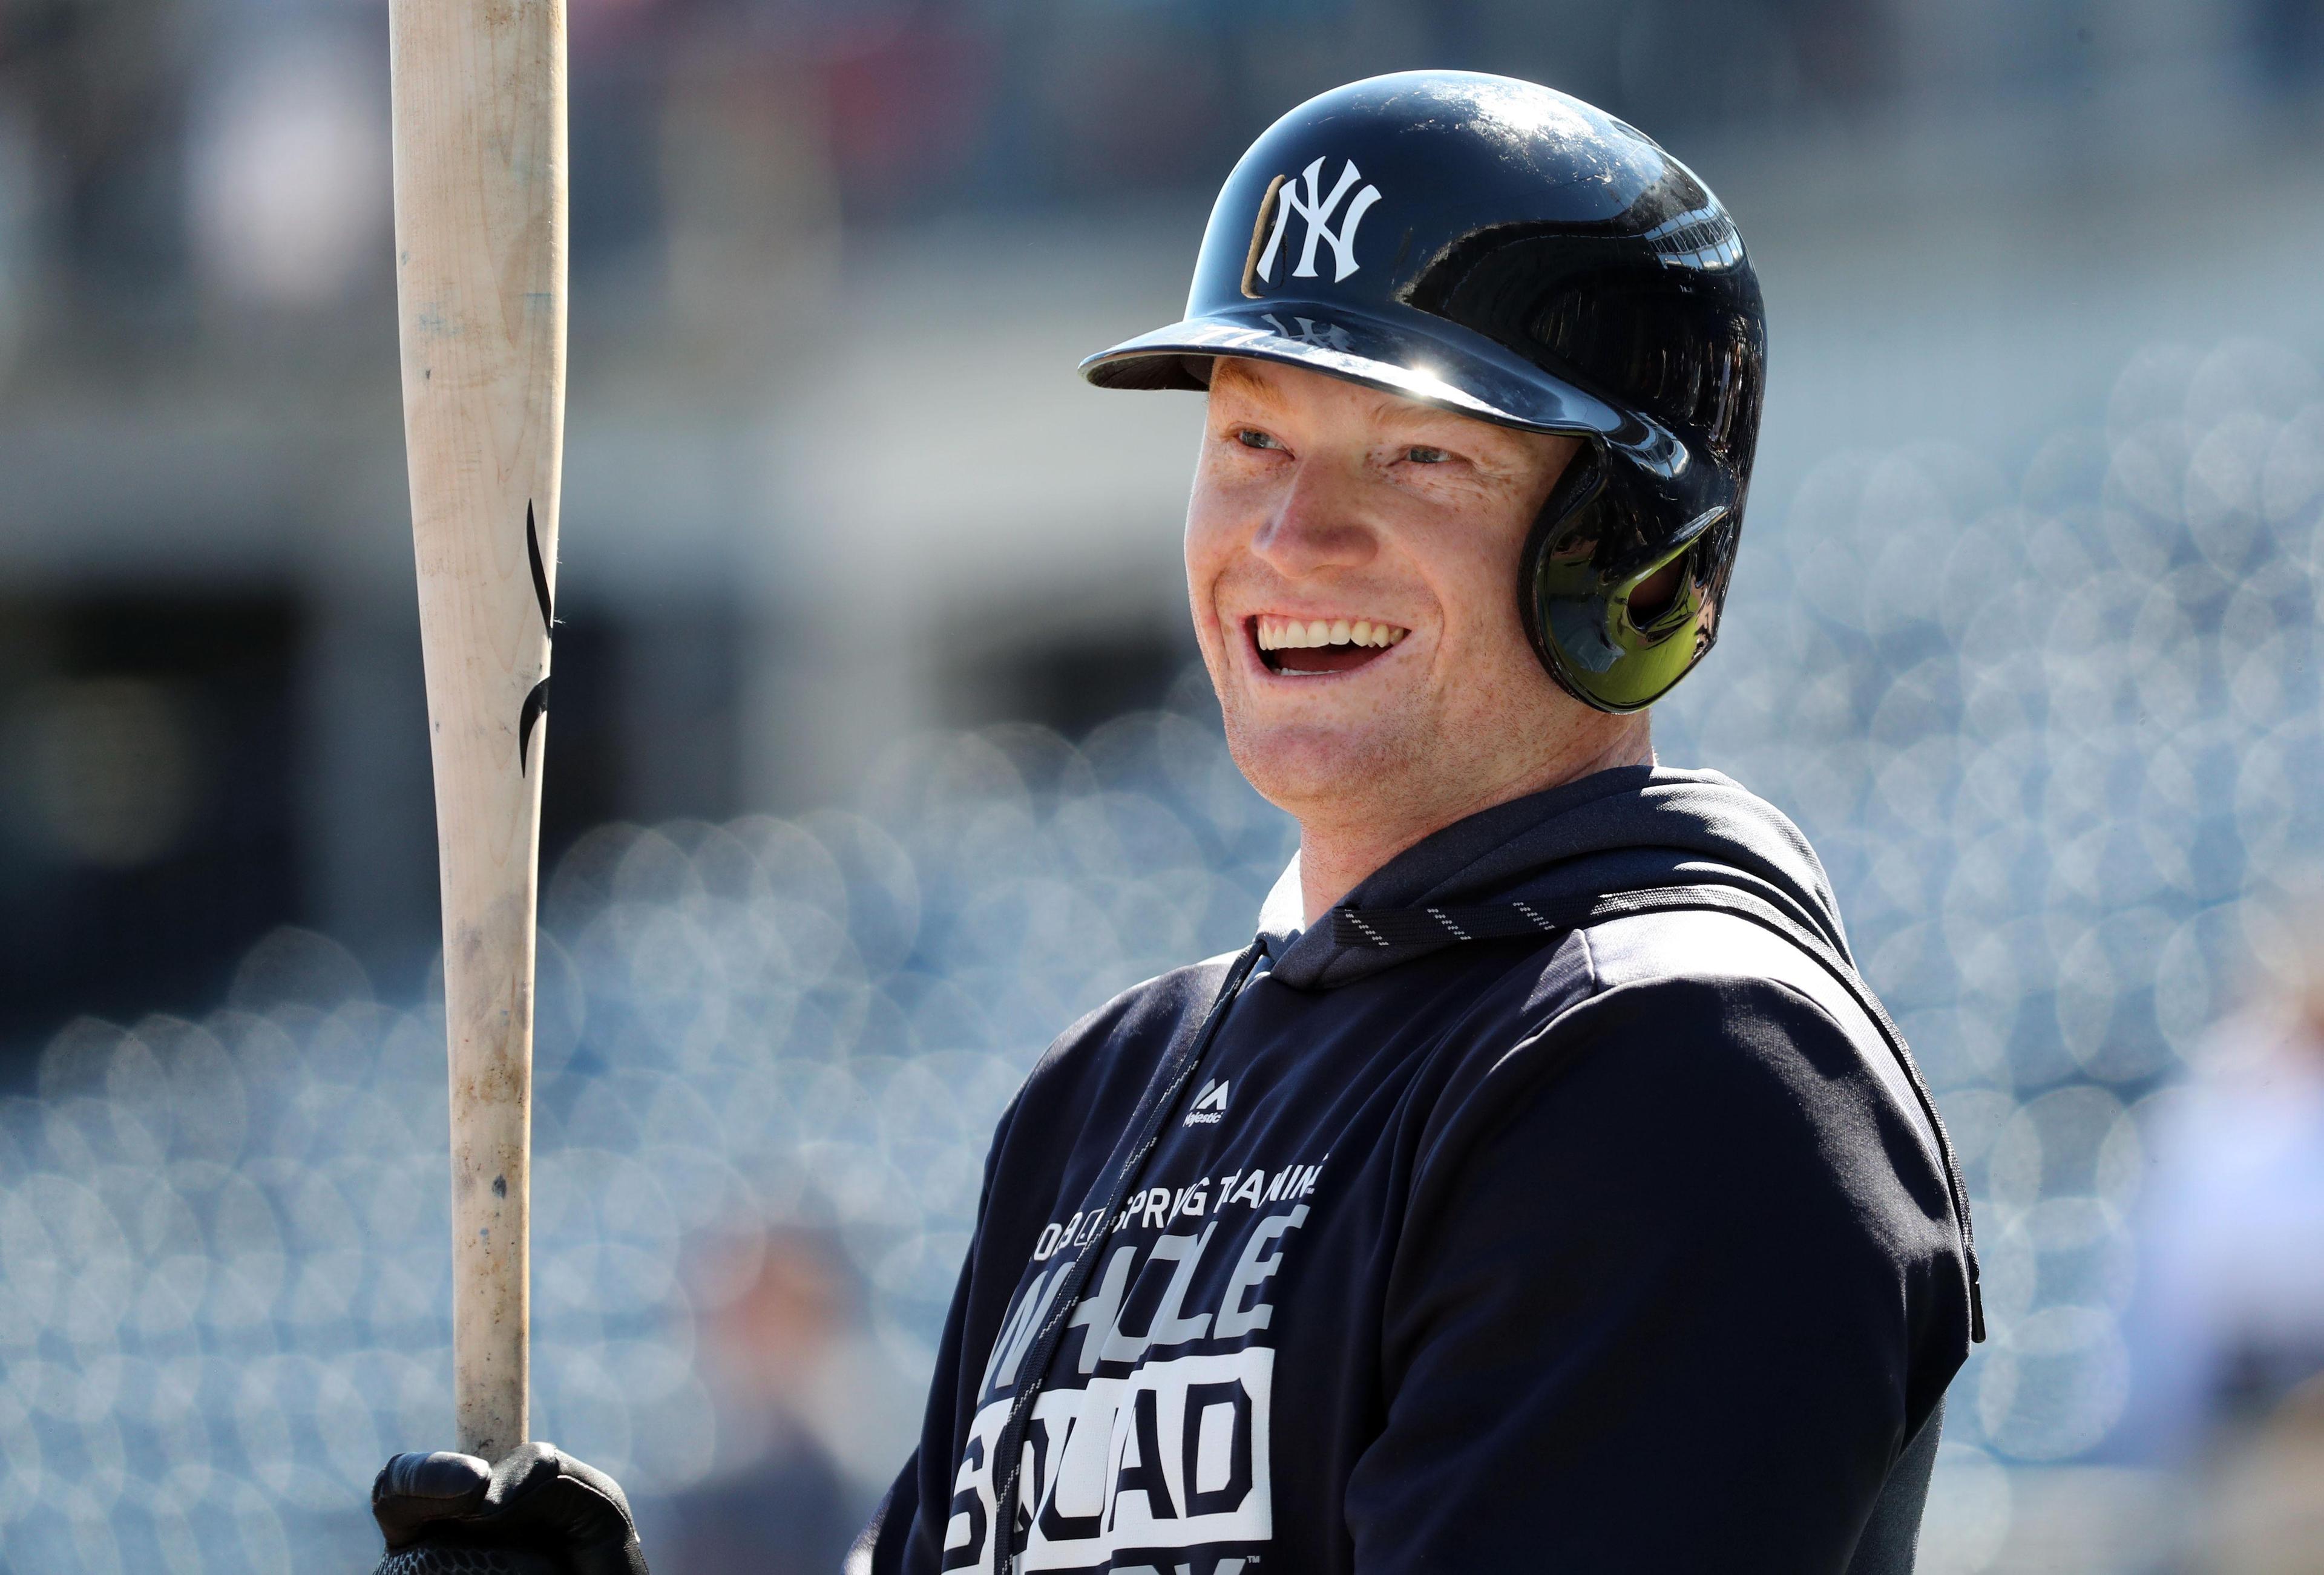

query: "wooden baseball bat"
xmin=389 ymin=0 xmax=566 ymax=1466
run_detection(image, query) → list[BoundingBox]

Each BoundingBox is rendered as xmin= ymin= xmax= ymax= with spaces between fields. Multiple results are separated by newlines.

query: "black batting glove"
xmin=372 ymin=1442 xmax=651 ymax=1575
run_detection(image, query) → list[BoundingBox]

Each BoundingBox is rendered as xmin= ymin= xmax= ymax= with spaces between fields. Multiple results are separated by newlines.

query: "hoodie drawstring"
xmin=986 ymin=938 xmax=1265 ymax=1571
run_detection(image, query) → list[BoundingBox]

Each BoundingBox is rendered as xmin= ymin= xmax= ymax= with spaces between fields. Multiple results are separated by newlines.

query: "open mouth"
xmin=1251 ymin=614 xmax=1409 ymax=676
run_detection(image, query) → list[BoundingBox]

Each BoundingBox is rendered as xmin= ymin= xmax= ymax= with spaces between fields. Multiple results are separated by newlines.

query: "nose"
xmin=1249 ymin=458 xmax=1379 ymax=577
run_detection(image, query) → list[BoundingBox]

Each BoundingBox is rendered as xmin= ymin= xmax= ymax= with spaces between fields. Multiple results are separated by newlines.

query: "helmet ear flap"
xmin=1518 ymin=442 xmax=1732 ymax=713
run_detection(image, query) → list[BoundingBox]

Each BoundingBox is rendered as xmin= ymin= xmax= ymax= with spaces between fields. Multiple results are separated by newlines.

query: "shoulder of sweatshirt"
xmin=1443 ymin=906 xmax=1949 ymax=1188
xmin=1586 ymin=906 xmax=1931 ymax=1141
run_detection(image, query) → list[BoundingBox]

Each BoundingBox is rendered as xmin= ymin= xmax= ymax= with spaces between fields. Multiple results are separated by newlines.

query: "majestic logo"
xmin=1248 ymin=158 xmax=1382 ymax=290
xmin=1183 ymin=1078 xmax=1232 ymax=1127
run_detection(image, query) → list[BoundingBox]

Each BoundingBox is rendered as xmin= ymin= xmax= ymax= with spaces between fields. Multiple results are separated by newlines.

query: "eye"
xmin=1235 ymin=428 xmax=1284 ymax=451
xmin=1404 ymin=445 xmax=1449 ymax=465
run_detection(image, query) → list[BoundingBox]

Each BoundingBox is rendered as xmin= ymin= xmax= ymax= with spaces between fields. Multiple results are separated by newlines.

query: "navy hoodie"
xmin=851 ymin=767 xmax=1976 ymax=1575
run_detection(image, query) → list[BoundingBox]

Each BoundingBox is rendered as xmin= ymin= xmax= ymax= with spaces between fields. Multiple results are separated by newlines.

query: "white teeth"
xmin=1253 ymin=615 xmax=1410 ymax=651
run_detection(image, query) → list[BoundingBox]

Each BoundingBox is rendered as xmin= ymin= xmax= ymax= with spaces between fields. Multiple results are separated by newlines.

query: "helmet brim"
xmin=1079 ymin=300 xmax=1684 ymax=474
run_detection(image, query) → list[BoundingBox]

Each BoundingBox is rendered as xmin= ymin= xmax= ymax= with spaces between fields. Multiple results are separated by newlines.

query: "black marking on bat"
xmin=519 ymin=677 xmax=550 ymax=774
xmin=519 ymin=501 xmax=555 ymax=774
xmin=526 ymin=502 xmax=553 ymax=637
xmin=492 ymin=1174 xmax=507 ymax=1198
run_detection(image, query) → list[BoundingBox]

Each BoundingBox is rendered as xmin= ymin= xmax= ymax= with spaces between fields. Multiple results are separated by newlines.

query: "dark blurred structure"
xmin=0 ymin=594 xmax=298 ymax=1047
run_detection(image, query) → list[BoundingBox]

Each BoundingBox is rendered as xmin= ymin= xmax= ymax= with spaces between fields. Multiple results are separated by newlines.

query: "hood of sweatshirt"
xmin=1256 ymin=765 xmax=1849 ymax=992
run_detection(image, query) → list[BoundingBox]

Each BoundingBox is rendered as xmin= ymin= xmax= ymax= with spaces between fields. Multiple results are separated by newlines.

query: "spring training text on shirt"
xmin=947 ymin=1158 xmax=1328 ymax=1573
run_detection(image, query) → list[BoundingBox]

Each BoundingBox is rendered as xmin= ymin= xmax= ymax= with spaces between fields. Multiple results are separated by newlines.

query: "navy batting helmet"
xmin=1081 ymin=70 xmax=1766 ymax=712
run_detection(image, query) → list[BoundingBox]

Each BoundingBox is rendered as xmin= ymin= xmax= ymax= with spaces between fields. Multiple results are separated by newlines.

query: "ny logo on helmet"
xmin=1261 ymin=313 xmax=1354 ymax=352
xmin=1253 ymin=158 xmax=1382 ymax=286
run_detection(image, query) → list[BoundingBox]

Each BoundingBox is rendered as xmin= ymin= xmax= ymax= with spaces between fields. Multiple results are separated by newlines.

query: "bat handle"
xmin=373 ymin=1545 xmax=565 ymax=1574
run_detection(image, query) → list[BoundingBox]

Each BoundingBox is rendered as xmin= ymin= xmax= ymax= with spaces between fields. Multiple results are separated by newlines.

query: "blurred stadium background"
xmin=5 ymin=0 xmax=2324 ymax=1570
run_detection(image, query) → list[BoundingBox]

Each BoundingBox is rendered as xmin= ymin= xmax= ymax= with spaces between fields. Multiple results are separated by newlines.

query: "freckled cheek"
xmin=1416 ymin=530 xmax=1523 ymax=658
xmin=1183 ymin=499 xmax=1243 ymax=647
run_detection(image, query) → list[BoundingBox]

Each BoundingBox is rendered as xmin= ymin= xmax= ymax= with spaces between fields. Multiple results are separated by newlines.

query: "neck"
xmin=1296 ymin=713 xmax=1654 ymax=926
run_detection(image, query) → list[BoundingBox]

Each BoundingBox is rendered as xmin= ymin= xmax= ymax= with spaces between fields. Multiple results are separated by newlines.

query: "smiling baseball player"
xmin=372 ymin=69 xmax=1980 ymax=1575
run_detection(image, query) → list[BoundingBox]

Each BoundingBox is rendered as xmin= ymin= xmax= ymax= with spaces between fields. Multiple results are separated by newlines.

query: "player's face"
xmin=1186 ymin=357 xmax=1592 ymax=824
